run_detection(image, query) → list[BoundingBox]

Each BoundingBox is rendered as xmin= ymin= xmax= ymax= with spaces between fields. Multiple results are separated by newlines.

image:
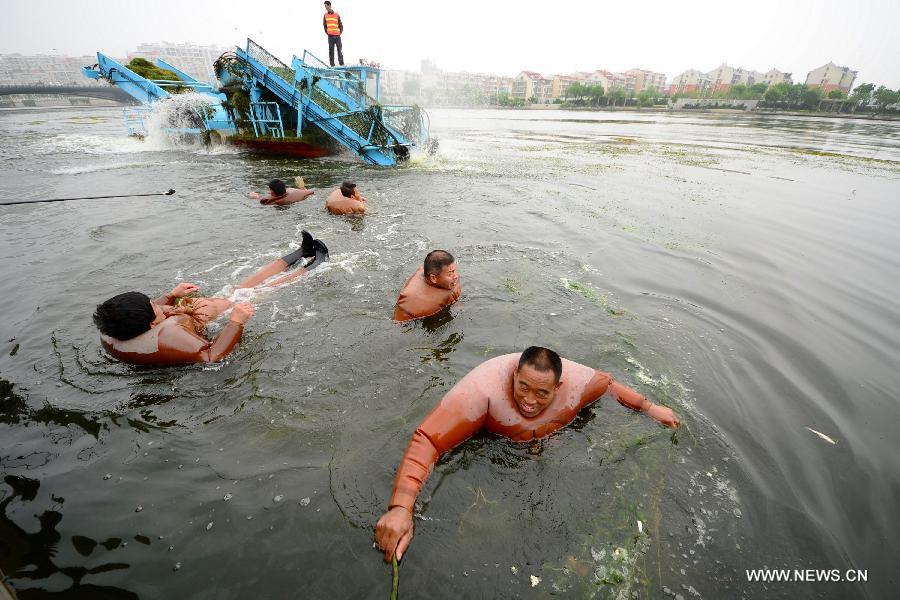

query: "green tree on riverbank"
xmin=873 ymin=86 xmax=900 ymax=110
xmin=565 ymin=82 xmax=606 ymax=106
xmin=849 ymin=83 xmax=874 ymax=105
xmin=497 ymin=92 xmax=526 ymax=107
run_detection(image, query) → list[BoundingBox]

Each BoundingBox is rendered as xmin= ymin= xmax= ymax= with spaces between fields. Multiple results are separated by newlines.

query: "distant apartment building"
xmin=584 ymin=70 xmax=615 ymax=92
xmin=625 ymin=68 xmax=666 ymax=94
xmin=480 ymin=74 xmax=515 ymax=97
xmin=551 ymin=75 xmax=578 ymax=98
xmin=805 ymin=62 xmax=857 ymax=92
xmin=763 ymin=69 xmax=792 ymax=86
xmin=128 ymin=42 xmax=229 ymax=84
xmin=705 ymin=63 xmax=765 ymax=93
xmin=668 ymin=69 xmax=711 ymax=95
xmin=585 ymin=70 xmax=633 ymax=94
xmin=512 ymin=71 xmax=549 ymax=101
xmin=0 ymin=52 xmax=107 ymax=86
xmin=393 ymin=60 xmax=513 ymax=105
xmin=611 ymin=71 xmax=635 ymax=94
xmin=582 ymin=70 xmax=606 ymax=90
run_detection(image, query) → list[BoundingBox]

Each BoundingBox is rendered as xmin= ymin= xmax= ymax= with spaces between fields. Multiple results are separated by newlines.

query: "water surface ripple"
xmin=1 ymin=107 xmax=898 ymax=599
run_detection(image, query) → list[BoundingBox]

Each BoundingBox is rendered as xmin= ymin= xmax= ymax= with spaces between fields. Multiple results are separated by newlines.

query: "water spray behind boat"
xmin=140 ymin=93 xmax=218 ymax=149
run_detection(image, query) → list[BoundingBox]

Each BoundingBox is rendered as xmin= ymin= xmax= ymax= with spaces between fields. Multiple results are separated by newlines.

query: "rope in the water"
xmin=391 ymin=554 xmax=399 ymax=600
xmin=0 ymin=189 xmax=176 ymax=206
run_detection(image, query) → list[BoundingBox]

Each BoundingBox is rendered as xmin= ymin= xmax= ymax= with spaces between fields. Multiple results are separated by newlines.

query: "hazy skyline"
xmin=3 ymin=0 xmax=898 ymax=87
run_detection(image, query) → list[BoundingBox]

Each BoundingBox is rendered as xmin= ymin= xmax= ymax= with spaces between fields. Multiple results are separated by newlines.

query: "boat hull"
xmin=227 ymin=137 xmax=338 ymax=158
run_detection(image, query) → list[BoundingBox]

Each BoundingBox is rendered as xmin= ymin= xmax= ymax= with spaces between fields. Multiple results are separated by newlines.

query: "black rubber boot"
xmin=281 ymin=231 xmax=316 ymax=265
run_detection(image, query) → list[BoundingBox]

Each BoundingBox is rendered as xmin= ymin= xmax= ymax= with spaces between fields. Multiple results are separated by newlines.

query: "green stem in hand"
xmin=391 ymin=554 xmax=399 ymax=600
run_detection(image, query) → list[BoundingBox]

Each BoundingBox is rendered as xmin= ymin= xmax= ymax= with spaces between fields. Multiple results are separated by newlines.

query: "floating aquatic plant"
xmin=560 ymin=278 xmax=625 ymax=316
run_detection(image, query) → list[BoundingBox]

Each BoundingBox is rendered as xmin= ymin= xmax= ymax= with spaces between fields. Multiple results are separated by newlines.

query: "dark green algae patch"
xmin=560 ymin=278 xmax=627 ymax=316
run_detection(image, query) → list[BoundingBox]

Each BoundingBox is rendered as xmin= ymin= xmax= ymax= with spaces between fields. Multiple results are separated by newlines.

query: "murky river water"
xmin=1 ymin=107 xmax=898 ymax=599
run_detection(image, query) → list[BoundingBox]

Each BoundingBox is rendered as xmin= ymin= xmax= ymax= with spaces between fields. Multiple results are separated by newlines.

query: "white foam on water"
xmin=41 ymin=93 xmax=241 ymax=157
xmin=187 ymin=258 xmax=242 ymax=277
xmin=40 ymin=133 xmax=151 ymax=156
xmin=50 ymin=161 xmax=163 ymax=175
xmin=373 ymin=223 xmax=401 ymax=242
xmin=315 ymin=249 xmax=380 ymax=276
xmin=139 ymin=93 xmax=218 ymax=151
xmin=206 ymin=143 xmax=240 ymax=155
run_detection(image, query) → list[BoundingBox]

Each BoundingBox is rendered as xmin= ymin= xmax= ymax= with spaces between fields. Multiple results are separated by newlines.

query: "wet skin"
xmin=512 ymin=363 xmax=563 ymax=417
xmin=427 ymin=262 xmax=459 ymax=290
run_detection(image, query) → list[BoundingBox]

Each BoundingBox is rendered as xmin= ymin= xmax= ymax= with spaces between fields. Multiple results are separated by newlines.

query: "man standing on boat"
xmin=323 ymin=1 xmax=344 ymax=67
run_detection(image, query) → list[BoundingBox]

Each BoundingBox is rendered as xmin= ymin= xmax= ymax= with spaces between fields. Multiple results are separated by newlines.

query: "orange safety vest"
xmin=393 ymin=266 xmax=462 ymax=321
xmin=388 ymin=354 xmax=617 ymax=512
xmin=325 ymin=12 xmax=342 ymax=36
xmin=325 ymin=188 xmax=366 ymax=215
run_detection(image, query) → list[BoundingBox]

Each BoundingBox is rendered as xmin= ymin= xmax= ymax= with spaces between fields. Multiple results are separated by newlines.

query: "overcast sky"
xmin=3 ymin=0 xmax=898 ymax=87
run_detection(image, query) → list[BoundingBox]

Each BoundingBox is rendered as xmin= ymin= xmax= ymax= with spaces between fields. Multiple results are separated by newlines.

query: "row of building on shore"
xmin=379 ymin=61 xmax=858 ymax=105
xmin=0 ymin=43 xmax=229 ymax=88
xmin=0 ymin=42 xmax=859 ymax=106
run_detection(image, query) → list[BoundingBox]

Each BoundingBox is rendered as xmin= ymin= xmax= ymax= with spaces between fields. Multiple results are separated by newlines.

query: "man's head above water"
xmin=268 ymin=179 xmax=287 ymax=197
xmin=423 ymin=250 xmax=458 ymax=290
xmin=513 ymin=346 xmax=564 ymax=417
xmin=93 ymin=291 xmax=156 ymax=340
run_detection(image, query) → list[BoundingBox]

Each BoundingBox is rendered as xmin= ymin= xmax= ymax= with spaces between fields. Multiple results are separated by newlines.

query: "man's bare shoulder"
xmin=559 ymin=357 xmax=598 ymax=383
xmin=450 ymin=353 xmax=518 ymax=398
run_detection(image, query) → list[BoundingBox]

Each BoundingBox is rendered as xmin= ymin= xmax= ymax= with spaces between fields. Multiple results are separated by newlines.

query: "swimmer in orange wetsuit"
xmin=393 ymin=250 xmax=461 ymax=321
xmin=93 ymin=231 xmax=329 ymax=366
xmin=325 ymin=181 xmax=367 ymax=215
xmin=374 ymin=346 xmax=680 ymax=562
xmin=248 ymin=178 xmax=315 ymax=206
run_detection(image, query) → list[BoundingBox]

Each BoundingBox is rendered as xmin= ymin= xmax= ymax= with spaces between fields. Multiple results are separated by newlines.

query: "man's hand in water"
xmin=170 ymin=283 xmax=200 ymax=298
xmin=375 ymin=507 xmax=414 ymax=563
xmin=229 ymin=302 xmax=255 ymax=324
xmin=647 ymin=404 xmax=680 ymax=428
xmin=247 ymin=192 xmax=261 ymax=199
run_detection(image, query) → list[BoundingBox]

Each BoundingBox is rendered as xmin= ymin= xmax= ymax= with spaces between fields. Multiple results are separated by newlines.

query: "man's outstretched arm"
xmin=608 ymin=378 xmax=679 ymax=428
xmin=375 ymin=381 xmax=489 ymax=562
xmin=198 ymin=302 xmax=253 ymax=362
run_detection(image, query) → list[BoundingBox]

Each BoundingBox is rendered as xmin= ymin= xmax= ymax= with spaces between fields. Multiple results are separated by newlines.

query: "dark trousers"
xmin=328 ymin=35 xmax=344 ymax=66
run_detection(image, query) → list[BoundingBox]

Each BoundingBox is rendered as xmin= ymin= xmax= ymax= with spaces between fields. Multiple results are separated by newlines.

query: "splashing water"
xmin=139 ymin=93 xmax=218 ymax=151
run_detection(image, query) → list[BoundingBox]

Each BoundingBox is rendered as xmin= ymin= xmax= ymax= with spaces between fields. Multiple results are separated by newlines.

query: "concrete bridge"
xmin=0 ymin=84 xmax=133 ymax=104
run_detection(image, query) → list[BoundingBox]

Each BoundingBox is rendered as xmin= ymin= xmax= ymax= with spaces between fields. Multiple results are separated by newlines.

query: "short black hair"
xmin=324 ymin=1 xmax=331 ymax=4
xmin=340 ymin=181 xmax=357 ymax=197
xmin=269 ymin=179 xmax=287 ymax=197
xmin=93 ymin=291 xmax=155 ymax=341
xmin=518 ymin=346 xmax=563 ymax=382
xmin=424 ymin=250 xmax=454 ymax=276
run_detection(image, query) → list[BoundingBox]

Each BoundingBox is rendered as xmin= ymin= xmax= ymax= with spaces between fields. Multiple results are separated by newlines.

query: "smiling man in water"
xmin=392 ymin=250 xmax=461 ymax=321
xmin=374 ymin=346 xmax=679 ymax=562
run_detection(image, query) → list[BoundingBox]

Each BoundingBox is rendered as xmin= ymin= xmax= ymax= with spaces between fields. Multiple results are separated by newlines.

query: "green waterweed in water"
xmin=560 ymin=278 xmax=625 ymax=316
